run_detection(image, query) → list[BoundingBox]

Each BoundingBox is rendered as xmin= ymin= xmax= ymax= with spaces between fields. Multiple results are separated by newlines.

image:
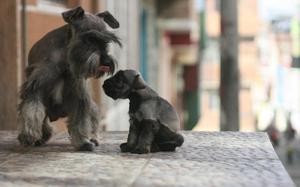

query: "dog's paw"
xmin=78 ymin=142 xmax=95 ymax=151
xmin=132 ymin=145 xmax=151 ymax=154
xmin=34 ymin=139 xmax=46 ymax=147
xmin=90 ymin=139 xmax=99 ymax=146
xmin=34 ymin=133 xmax=52 ymax=147
xmin=18 ymin=133 xmax=37 ymax=147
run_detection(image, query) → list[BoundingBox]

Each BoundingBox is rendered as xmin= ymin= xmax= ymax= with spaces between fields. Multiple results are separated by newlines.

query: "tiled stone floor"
xmin=0 ymin=131 xmax=295 ymax=187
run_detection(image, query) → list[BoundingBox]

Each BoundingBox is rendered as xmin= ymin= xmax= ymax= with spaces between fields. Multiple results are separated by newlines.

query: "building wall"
xmin=0 ymin=0 xmax=21 ymax=130
xmin=195 ymin=0 xmax=261 ymax=131
xmin=206 ymin=0 xmax=261 ymax=37
xmin=26 ymin=11 xmax=64 ymax=51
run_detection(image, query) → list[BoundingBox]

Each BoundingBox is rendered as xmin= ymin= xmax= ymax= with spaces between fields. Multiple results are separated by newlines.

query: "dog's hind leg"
xmin=34 ymin=117 xmax=52 ymax=146
xmin=18 ymin=97 xmax=46 ymax=146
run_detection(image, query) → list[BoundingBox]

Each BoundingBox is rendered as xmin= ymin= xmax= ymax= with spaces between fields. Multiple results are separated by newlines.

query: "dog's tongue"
xmin=98 ymin=66 xmax=111 ymax=72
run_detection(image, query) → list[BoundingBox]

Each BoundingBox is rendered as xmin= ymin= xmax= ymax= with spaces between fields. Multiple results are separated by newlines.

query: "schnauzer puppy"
xmin=103 ymin=70 xmax=184 ymax=154
xmin=18 ymin=6 xmax=121 ymax=151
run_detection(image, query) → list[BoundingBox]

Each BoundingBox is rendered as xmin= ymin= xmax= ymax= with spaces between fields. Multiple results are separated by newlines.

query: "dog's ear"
xmin=62 ymin=6 xmax=84 ymax=24
xmin=133 ymin=75 xmax=146 ymax=90
xmin=96 ymin=11 xmax=120 ymax=29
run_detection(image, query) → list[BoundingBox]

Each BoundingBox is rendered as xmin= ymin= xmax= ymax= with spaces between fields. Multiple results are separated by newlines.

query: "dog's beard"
xmin=86 ymin=52 xmax=103 ymax=78
xmin=86 ymin=53 xmax=116 ymax=78
xmin=79 ymin=52 xmax=115 ymax=78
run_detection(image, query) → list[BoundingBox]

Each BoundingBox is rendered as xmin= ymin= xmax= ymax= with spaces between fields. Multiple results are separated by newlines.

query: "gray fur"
xmin=51 ymin=80 xmax=64 ymax=104
xmin=103 ymin=69 xmax=184 ymax=154
xmin=18 ymin=6 xmax=121 ymax=151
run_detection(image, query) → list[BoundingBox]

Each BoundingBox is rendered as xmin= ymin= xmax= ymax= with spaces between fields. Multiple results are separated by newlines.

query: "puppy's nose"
xmin=103 ymin=80 xmax=111 ymax=90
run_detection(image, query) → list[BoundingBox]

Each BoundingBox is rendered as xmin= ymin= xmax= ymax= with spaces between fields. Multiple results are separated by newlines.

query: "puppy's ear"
xmin=96 ymin=11 xmax=120 ymax=29
xmin=62 ymin=6 xmax=84 ymax=24
xmin=133 ymin=75 xmax=146 ymax=90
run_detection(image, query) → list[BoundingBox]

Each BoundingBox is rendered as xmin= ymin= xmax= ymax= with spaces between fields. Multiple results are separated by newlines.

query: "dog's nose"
xmin=101 ymin=56 xmax=115 ymax=74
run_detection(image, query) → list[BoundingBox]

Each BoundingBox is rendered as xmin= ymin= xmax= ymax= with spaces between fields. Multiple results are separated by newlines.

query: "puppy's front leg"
xmin=120 ymin=119 xmax=139 ymax=152
xmin=133 ymin=119 xmax=159 ymax=154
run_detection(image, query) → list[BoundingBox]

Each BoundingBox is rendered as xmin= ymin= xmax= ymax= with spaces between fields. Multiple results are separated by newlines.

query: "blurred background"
xmin=1 ymin=0 xmax=300 ymax=185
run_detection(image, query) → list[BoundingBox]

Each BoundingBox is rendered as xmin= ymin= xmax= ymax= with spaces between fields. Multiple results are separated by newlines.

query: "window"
xmin=39 ymin=0 xmax=68 ymax=6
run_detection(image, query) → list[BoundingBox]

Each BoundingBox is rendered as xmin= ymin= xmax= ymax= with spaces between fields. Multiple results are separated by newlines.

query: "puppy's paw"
xmin=18 ymin=133 xmax=37 ymax=147
xmin=133 ymin=145 xmax=151 ymax=154
xmin=150 ymin=143 xmax=160 ymax=153
xmin=90 ymin=138 xmax=99 ymax=146
xmin=120 ymin=143 xmax=131 ymax=153
xmin=77 ymin=142 xmax=95 ymax=151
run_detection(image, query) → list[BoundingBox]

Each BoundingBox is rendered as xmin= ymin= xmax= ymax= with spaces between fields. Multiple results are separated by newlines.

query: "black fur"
xmin=103 ymin=70 xmax=184 ymax=154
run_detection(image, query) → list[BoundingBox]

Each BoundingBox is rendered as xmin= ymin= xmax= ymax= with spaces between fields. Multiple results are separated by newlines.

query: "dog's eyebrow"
xmin=79 ymin=30 xmax=122 ymax=47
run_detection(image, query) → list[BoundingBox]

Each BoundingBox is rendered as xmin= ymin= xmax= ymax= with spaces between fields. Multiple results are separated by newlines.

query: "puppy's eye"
xmin=115 ymin=75 xmax=123 ymax=82
xmin=115 ymin=76 xmax=121 ymax=82
xmin=115 ymin=80 xmax=123 ymax=88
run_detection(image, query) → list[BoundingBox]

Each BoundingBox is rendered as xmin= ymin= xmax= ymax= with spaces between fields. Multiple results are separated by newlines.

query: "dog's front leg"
xmin=120 ymin=119 xmax=139 ymax=152
xmin=133 ymin=119 xmax=159 ymax=154
xmin=89 ymin=101 xmax=100 ymax=146
xmin=34 ymin=117 xmax=53 ymax=146
xmin=67 ymin=98 xmax=96 ymax=151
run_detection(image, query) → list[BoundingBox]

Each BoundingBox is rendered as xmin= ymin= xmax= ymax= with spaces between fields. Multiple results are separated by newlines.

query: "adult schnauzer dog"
xmin=103 ymin=70 xmax=184 ymax=154
xmin=18 ymin=6 xmax=121 ymax=151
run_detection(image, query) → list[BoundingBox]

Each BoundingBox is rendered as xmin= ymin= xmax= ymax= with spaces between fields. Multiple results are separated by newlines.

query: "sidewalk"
xmin=274 ymin=135 xmax=300 ymax=187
